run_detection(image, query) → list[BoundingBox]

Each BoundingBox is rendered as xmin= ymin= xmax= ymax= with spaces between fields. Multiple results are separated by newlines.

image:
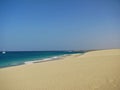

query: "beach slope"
xmin=0 ymin=49 xmax=120 ymax=90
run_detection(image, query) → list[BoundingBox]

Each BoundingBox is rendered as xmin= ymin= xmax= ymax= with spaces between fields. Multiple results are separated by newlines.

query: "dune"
xmin=0 ymin=49 xmax=120 ymax=90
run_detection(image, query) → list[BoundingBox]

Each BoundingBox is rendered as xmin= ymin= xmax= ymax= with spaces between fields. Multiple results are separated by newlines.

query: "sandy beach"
xmin=0 ymin=49 xmax=120 ymax=90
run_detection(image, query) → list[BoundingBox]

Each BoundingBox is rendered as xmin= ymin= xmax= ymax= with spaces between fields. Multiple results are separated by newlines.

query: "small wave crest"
xmin=24 ymin=55 xmax=67 ymax=65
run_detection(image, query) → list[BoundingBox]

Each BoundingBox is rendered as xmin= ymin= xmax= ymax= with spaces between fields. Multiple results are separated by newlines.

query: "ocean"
xmin=0 ymin=51 xmax=83 ymax=68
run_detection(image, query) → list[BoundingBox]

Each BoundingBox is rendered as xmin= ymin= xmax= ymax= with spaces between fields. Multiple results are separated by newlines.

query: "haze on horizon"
xmin=0 ymin=0 xmax=120 ymax=51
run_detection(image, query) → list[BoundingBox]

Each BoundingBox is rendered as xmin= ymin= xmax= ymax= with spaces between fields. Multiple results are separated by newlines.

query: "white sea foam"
xmin=24 ymin=61 xmax=36 ymax=64
xmin=24 ymin=55 xmax=66 ymax=65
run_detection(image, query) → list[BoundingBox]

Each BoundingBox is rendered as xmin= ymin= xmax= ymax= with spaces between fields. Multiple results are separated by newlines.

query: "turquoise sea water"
xmin=0 ymin=51 xmax=83 ymax=68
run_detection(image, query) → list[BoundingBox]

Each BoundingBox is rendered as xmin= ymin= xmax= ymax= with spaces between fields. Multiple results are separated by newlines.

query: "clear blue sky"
xmin=0 ymin=0 xmax=120 ymax=51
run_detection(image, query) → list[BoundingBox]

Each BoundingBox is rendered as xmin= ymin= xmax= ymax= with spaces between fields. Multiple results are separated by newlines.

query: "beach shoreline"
xmin=0 ymin=49 xmax=120 ymax=90
xmin=0 ymin=54 xmax=77 ymax=69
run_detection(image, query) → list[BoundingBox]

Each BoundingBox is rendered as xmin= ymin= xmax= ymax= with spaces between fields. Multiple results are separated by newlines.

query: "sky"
xmin=0 ymin=0 xmax=120 ymax=51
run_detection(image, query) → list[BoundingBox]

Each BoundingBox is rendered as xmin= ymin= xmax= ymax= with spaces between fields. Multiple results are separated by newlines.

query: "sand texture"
xmin=0 ymin=49 xmax=120 ymax=90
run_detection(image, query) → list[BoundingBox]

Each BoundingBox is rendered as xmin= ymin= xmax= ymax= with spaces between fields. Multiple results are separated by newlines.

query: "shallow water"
xmin=0 ymin=51 xmax=82 ymax=68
